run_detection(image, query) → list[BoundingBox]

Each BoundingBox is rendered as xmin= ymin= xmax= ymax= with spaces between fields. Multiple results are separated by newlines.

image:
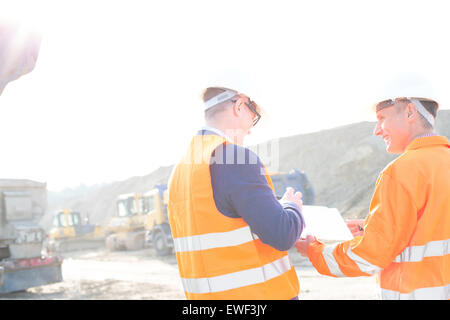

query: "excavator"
xmin=46 ymin=209 xmax=104 ymax=253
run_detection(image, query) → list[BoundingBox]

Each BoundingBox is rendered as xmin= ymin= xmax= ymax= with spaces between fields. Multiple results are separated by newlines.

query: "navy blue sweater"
xmin=202 ymin=130 xmax=305 ymax=251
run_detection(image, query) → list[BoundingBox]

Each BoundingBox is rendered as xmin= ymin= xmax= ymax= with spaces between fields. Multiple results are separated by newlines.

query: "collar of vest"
xmin=406 ymin=135 xmax=450 ymax=151
xmin=198 ymin=126 xmax=236 ymax=144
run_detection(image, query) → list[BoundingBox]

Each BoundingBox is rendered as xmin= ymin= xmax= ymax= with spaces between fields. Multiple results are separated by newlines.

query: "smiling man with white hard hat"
xmin=373 ymin=97 xmax=439 ymax=153
xmin=296 ymin=94 xmax=450 ymax=299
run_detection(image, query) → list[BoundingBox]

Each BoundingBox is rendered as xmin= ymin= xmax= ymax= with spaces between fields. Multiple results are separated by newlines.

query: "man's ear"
xmin=232 ymin=98 xmax=243 ymax=116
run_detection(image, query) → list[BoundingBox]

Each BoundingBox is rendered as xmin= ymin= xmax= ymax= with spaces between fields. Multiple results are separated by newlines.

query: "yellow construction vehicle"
xmin=47 ymin=209 xmax=104 ymax=253
xmin=104 ymin=193 xmax=147 ymax=251
xmin=143 ymin=184 xmax=173 ymax=256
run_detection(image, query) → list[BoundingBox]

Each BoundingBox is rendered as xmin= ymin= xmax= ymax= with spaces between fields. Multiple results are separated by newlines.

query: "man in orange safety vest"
xmin=168 ymin=86 xmax=305 ymax=299
xmin=296 ymin=97 xmax=450 ymax=300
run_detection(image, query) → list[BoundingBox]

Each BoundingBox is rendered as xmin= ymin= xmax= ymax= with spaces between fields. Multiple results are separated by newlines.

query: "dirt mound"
xmin=43 ymin=110 xmax=450 ymax=229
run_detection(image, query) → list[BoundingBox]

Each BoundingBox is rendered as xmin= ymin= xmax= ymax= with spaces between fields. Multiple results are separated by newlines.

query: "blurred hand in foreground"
xmin=295 ymin=235 xmax=316 ymax=257
xmin=0 ymin=20 xmax=42 ymax=95
xmin=280 ymin=187 xmax=303 ymax=212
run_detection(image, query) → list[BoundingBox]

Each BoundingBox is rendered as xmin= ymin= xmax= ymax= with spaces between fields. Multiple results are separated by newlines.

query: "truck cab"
xmin=104 ymin=193 xmax=147 ymax=251
xmin=270 ymin=169 xmax=315 ymax=205
xmin=144 ymin=184 xmax=173 ymax=256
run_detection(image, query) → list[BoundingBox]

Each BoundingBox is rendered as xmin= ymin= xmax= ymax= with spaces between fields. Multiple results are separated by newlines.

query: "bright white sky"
xmin=1 ymin=0 xmax=449 ymax=191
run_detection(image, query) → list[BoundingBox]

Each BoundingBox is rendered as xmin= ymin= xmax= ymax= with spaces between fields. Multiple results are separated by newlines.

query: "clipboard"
xmin=300 ymin=205 xmax=354 ymax=241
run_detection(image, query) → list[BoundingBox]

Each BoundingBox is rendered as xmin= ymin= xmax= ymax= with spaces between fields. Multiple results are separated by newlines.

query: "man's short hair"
xmin=375 ymin=97 xmax=439 ymax=128
xmin=202 ymin=87 xmax=238 ymax=120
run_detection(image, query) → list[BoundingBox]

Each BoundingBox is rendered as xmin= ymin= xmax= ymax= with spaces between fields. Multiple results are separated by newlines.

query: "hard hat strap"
xmin=410 ymin=98 xmax=435 ymax=126
xmin=204 ymin=90 xmax=238 ymax=110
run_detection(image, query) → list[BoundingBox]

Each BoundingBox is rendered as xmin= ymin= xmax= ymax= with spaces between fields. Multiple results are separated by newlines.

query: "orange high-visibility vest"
xmin=168 ymin=134 xmax=300 ymax=300
xmin=307 ymin=136 xmax=450 ymax=299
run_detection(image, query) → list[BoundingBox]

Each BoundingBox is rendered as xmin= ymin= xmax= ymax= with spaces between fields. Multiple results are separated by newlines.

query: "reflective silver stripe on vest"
xmin=347 ymin=248 xmax=382 ymax=275
xmin=322 ymin=244 xmax=382 ymax=277
xmin=381 ymin=284 xmax=450 ymax=300
xmin=173 ymin=226 xmax=255 ymax=253
xmin=181 ymin=255 xmax=292 ymax=294
xmin=322 ymin=243 xmax=345 ymax=277
xmin=393 ymin=239 xmax=450 ymax=263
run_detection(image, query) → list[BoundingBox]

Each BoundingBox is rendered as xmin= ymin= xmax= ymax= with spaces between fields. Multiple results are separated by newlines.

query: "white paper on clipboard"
xmin=300 ymin=205 xmax=354 ymax=241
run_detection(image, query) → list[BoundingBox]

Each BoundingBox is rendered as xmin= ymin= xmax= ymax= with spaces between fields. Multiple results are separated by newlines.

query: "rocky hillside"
xmin=42 ymin=110 xmax=450 ymax=230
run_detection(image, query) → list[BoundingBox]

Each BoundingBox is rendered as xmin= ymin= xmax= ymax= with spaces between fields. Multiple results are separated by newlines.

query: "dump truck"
xmin=269 ymin=169 xmax=315 ymax=205
xmin=104 ymin=193 xmax=147 ymax=251
xmin=0 ymin=179 xmax=63 ymax=293
xmin=105 ymin=186 xmax=174 ymax=255
xmin=47 ymin=209 xmax=104 ymax=253
xmin=143 ymin=184 xmax=173 ymax=256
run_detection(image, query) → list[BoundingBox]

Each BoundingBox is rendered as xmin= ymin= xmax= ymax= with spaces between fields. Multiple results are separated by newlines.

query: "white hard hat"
xmin=377 ymin=72 xmax=436 ymax=102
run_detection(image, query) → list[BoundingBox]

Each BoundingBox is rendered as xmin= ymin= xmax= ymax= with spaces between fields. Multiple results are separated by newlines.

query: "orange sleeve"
xmin=307 ymin=172 xmax=418 ymax=277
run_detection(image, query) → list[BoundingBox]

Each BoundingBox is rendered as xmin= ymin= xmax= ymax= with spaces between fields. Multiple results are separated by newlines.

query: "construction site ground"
xmin=0 ymin=247 xmax=378 ymax=300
